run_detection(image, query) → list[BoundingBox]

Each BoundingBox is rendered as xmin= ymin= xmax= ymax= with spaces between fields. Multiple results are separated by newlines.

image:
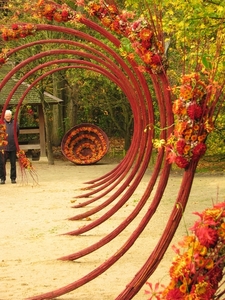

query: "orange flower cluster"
xmin=166 ymin=73 xmax=216 ymax=169
xmin=163 ymin=202 xmax=225 ymax=300
xmin=145 ymin=202 xmax=225 ymax=300
xmin=17 ymin=150 xmax=34 ymax=170
xmin=0 ymin=123 xmax=8 ymax=147
xmin=37 ymin=0 xmax=76 ymax=22
xmin=61 ymin=125 xmax=108 ymax=165
xmin=0 ymin=23 xmax=36 ymax=41
xmin=87 ymin=1 xmax=166 ymax=73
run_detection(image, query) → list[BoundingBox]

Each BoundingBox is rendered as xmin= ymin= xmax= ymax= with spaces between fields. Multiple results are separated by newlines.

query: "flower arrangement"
xmin=152 ymin=72 xmax=221 ymax=169
xmin=0 ymin=123 xmax=8 ymax=147
xmin=17 ymin=149 xmax=34 ymax=170
xmin=37 ymin=0 xmax=76 ymax=22
xmin=0 ymin=23 xmax=36 ymax=41
xmin=17 ymin=149 xmax=38 ymax=183
xmin=86 ymin=1 xmax=166 ymax=73
xmin=34 ymin=0 xmax=166 ymax=73
xmin=61 ymin=123 xmax=109 ymax=165
xmin=145 ymin=202 xmax=225 ymax=300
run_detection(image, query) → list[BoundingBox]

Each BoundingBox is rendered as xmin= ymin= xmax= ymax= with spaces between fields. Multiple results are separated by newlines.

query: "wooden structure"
xmin=0 ymin=63 xmax=63 ymax=158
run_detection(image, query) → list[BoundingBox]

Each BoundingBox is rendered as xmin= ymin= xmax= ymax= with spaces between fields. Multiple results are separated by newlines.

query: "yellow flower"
xmin=179 ymin=282 xmax=188 ymax=293
xmin=152 ymin=139 xmax=165 ymax=149
xmin=205 ymin=259 xmax=214 ymax=270
xmin=195 ymin=281 xmax=208 ymax=295
xmin=183 ymin=144 xmax=191 ymax=154
xmin=204 ymin=120 xmax=214 ymax=133
xmin=191 ymin=134 xmax=198 ymax=141
xmin=196 ymin=257 xmax=205 ymax=267
xmin=142 ymin=51 xmax=152 ymax=64
xmin=217 ymin=227 xmax=225 ymax=238
xmin=174 ymin=121 xmax=187 ymax=135
xmin=184 ymin=128 xmax=193 ymax=135
xmin=43 ymin=4 xmax=54 ymax=14
xmin=199 ymin=245 xmax=207 ymax=256
xmin=198 ymin=134 xmax=206 ymax=142
xmin=172 ymin=99 xmax=183 ymax=114
xmin=101 ymin=16 xmax=112 ymax=27
xmin=185 ymin=295 xmax=195 ymax=300
xmin=204 ymin=208 xmax=222 ymax=219
xmin=193 ymin=124 xmax=200 ymax=131
xmin=180 ymin=85 xmax=193 ymax=100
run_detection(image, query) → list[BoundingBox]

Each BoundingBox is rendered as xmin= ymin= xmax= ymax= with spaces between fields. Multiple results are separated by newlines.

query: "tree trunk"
xmin=51 ymin=73 xmax=64 ymax=146
xmin=40 ymin=93 xmax=54 ymax=165
xmin=65 ymin=83 xmax=79 ymax=130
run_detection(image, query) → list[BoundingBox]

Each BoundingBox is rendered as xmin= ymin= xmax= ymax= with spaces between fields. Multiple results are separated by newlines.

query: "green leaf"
xmin=202 ymin=55 xmax=212 ymax=70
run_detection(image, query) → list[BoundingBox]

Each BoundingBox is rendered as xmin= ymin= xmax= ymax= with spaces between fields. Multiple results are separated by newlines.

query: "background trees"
xmin=0 ymin=0 xmax=224 ymax=159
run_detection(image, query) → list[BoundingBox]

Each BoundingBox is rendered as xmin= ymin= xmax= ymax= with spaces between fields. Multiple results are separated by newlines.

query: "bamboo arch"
xmin=0 ymin=2 xmax=220 ymax=299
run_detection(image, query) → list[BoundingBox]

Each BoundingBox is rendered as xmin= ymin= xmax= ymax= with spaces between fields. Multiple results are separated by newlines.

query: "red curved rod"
xmin=25 ymin=131 xmax=162 ymax=300
xmin=0 ymin=32 xmax=155 ymax=236
xmin=116 ymin=160 xmax=199 ymax=299
xmin=66 ymin=130 xmax=150 ymax=222
xmin=1 ymin=25 xmax=147 ymax=176
xmin=58 ymin=146 xmax=165 ymax=261
xmin=0 ymin=34 xmax=155 ymax=213
xmin=2 ymin=52 xmax=139 ymax=146
xmin=24 ymin=69 xmax=170 ymax=300
xmin=1 ymin=15 xmax=179 ymax=300
xmin=1 ymin=46 xmax=142 ymax=145
xmin=2 ymin=43 xmax=153 ymax=223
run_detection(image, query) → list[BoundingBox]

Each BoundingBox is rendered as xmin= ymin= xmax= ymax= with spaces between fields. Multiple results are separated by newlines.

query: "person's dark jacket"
xmin=4 ymin=119 xmax=19 ymax=152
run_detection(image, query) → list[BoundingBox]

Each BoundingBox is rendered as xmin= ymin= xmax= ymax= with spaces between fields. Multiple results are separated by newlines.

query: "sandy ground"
xmin=0 ymin=158 xmax=225 ymax=300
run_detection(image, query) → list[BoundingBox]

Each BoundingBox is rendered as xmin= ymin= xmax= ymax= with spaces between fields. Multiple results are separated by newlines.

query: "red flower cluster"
xmin=145 ymin=202 xmax=225 ymax=300
xmin=166 ymin=73 xmax=215 ymax=169
xmin=187 ymin=103 xmax=203 ymax=120
xmin=0 ymin=23 xmax=36 ymax=41
xmin=87 ymin=1 xmax=166 ymax=73
xmin=37 ymin=0 xmax=75 ymax=22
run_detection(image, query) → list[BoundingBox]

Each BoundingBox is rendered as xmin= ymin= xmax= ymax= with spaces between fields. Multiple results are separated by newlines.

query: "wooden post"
xmin=38 ymin=104 xmax=46 ymax=157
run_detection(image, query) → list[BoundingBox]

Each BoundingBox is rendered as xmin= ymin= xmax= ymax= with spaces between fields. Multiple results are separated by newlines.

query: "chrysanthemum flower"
xmin=151 ymin=54 xmax=162 ymax=65
xmin=187 ymin=103 xmax=202 ymax=120
xmin=194 ymin=225 xmax=218 ymax=248
xmin=166 ymin=288 xmax=184 ymax=299
xmin=139 ymin=28 xmax=153 ymax=41
xmin=180 ymin=85 xmax=193 ymax=100
xmin=142 ymin=51 xmax=153 ymax=64
xmin=172 ymin=99 xmax=184 ymax=114
xmin=101 ymin=16 xmax=112 ymax=27
xmin=176 ymin=139 xmax=186 ymax=155
xmin=175 ymin=156 xmax=189 ymax=168
xmin=192 ymin=143 xmax=207 ymax=160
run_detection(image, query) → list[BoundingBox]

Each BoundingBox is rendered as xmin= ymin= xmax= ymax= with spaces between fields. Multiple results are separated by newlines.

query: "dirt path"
xmin=1 ymin=159 xmax=225 ymax=300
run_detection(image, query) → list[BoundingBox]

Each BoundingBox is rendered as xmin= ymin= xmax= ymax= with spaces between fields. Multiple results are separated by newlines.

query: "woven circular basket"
xmin=61 ymin=123 xmax=109 ymax=165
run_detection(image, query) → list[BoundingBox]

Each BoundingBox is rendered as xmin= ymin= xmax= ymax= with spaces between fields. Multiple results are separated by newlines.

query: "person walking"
xmin=0 ymin=110 xmax=19 ymax=184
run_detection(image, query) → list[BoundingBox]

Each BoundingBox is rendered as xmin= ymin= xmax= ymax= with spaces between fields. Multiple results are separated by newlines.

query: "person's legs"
xmin=9 ymin=151 xmax=17 ymax=183
xmin=0 ymin=151 xmax=7 ymax=183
